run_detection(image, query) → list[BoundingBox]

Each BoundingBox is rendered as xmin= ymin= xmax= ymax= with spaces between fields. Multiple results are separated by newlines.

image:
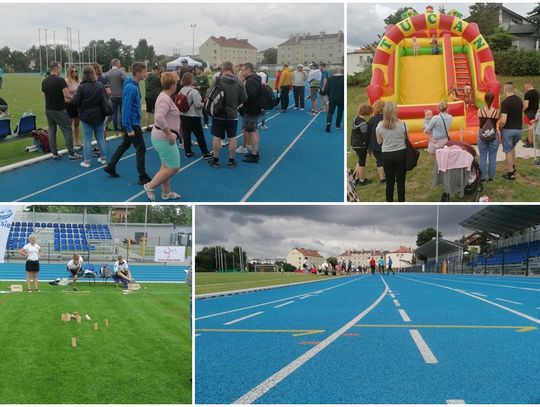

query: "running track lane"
xmin=195 ymin=273 xmax=540 ymax=404
xmin=0 ymin=95 xmax=343 ymax=202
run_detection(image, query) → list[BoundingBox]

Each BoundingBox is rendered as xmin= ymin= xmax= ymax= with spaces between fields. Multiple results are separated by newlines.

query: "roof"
xmin=279 ymin=31 xmax=344 ymax=46
xmin=338 ymin=249 xmax=383 ymax=256
xmin=501 ymin=5 xmax=529 ymax=23
xmin=209 ymin=36 xmax=256 ymax=50
xmin=390 ymin=246 xmax=412 ymax=254
xmin=459 ymin=206 xmax=540 ymax=237
xmin=294 ymin=248 xmax=323 ymax=258
xmin=415 ymin=238 xmax=464 ymax=258
xmin=348 ymin=48 xmax=373 ymax=54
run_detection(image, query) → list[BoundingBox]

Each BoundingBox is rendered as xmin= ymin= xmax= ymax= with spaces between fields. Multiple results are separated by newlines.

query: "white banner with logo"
xmin=0 ymin=206 xmax=16 ymax=263
xmin=154 ymin=246 xmax=186 ymax=262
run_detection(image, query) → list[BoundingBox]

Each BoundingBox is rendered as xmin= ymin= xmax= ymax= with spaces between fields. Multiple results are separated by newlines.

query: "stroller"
xmin=434 ymin=141 xmax=482 ymax=201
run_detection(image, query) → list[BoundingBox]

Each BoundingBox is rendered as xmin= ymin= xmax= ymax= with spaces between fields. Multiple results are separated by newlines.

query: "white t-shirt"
xmin=114 ymin=260 xmax=129 ymax=274
xmin=23 ymin=243 xmax=40 ymax=261
xmin=67 ymin=256 xmax=84 ymax=271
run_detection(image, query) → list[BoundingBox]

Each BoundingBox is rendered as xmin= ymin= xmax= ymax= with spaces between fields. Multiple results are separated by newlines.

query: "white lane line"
xmin=196 ymin=276 xmax=367 ymax=321
xmin=195 ymin=334 xmax=201 ymax=337
xmin=393 ymin=299 xmax=401 ymax=307
xmin=240 ymin=112 xmax=321 ymax=202
xmin=537 ymin=307 xmax=540 ymax=310
xmin=399 ymin=309 xmax=412 ymax=322
xmin=390 ymin=293 xmax=396 ymax=299
xmin=399 ymin=276 xmax=540 ymax=325
xmin=409 ymin=329 xmax=438 ymax=364
xmin=471 ymin=292 xmax=487 ymax=297
xmin=299 ymin=295 xmax=311 ymax=300
xmin=420 ymin=276 xmax=540 ymax=292
xmin=273 ymin=301 xmax=294 ymax=309
xmin=446 ymin=399 xmax=466 ymax=404
xmin=495 ymin=297 xmax=523 ymax=305
xmin=233 ymin=277 xmax=389 ymax=404
xmin=223 ymin=311 xmax=264 ymax=326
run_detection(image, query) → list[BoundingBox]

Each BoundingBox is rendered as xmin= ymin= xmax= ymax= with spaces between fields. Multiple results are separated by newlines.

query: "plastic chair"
xmin=14 ymin=114 xmax=36 ymax=136
xmin=0 ymin=118 xmax=10 ymax=139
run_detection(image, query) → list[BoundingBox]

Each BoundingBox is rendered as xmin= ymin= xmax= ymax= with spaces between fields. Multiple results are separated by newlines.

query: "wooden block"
xmin=104 ymin=319 xmax=109 ymax=328
xmin=93 ymin=322 xmax=98 ymax=331
xmin=10 ymin=285 xmax=23 ymax=292
xmin=85 ymin=314 xmax=91 ymax=321
xmin=71 ymin=337 xmax=77 ymax=348
xmin=128 ymin=283 xmax=140 ymax=290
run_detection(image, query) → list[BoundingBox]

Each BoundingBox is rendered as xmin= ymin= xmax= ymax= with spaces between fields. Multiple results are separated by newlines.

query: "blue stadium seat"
xmin=0 ymin=117 xmax=11 ymax=139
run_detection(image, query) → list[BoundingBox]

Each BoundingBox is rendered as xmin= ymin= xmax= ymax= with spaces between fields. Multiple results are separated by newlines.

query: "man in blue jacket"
xmin=104 ymin=62 xmax=151 ymax=184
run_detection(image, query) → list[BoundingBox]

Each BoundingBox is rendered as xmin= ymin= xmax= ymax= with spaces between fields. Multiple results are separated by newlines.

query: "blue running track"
xmin=0 ymin=94 xmax=343 ymax=202
xmin=195 ymin=273 xmax=540 ymax=404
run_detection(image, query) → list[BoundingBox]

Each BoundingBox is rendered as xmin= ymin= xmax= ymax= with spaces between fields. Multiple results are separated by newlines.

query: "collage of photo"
xmin=0 ymin=2 xmax=539 ymax=406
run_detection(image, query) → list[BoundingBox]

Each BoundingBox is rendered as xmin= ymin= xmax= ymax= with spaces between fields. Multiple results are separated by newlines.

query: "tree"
xmin=127 ymin=206 xmax=191 ymax=225
xmin=134 ymin=39 xmax=156 ymax=65
xmin=467 ymin=3 xmax=500 ymax=37
xmin=384 ymin=7 xmax=412 ymax=25
xmin=263 ymin=48 xmax=277 ymax=64
xmin=487 ymin=27 xmax=517 ymax=51
xmin=195 ymin=246 xmax=218 ymax=272
xmin=416 ymin=227 xmax=442 ymax=248
xmin=326 ymin=256 xmax=338 ymax=267
xmin=195 ymin=246 xmax=247 ymax=272
xmin=9 ymin=50 xmax=30 ymax=73
xmin=528 ymin=4 xmax=540 ymax=41
xmin=0 ymin=46 xmax=11 ymax=69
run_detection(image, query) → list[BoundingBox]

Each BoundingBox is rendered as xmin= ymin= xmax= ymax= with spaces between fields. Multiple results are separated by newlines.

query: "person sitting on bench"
xmin=114 ymin=255 xmax=133 ymax=288
xmin=66 ymin=254 xmax=84 ymax=291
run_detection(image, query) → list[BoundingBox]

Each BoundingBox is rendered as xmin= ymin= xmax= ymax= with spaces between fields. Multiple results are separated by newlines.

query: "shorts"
xmin=501 ymin=128 xmax=522 ymax=153
xmin=212 ymin=118 xmax=238 ymax=140
xmin=67 ymin=267 xmax=79 ymax=276
xmin=146 ymin=97 xmax=157 ymax=114
xmin=26 ymin=260 xmax=40 ymax=272
xmin=65 ymin=102 xmax=78 ymax=119
xmin=310 ymin=87 xmax=319 ymax=100
xmin=524 ymin=113 xmax=535 ymax=126
xmin=152 ymin=136 xmax=181 ymax=169
xmin=242 ymin=115 xmax=259 ymax=132
xmin=353 ymin=147 xmax=368 ymax=166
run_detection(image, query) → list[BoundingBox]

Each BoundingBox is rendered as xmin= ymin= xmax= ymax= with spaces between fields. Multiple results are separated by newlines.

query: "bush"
xmin=494 ymin=49 xmax=540 ymax=76
xmin=347 ymin=68 xmax=372 ymax=87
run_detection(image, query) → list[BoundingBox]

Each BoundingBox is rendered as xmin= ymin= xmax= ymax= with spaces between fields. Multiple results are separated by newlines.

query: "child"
xmin=431 ymin=33 xmax=440 ymax=55
xmin=423 ymin=109 xmax=433 ymax=133
xmin=463 ymin=84 xmax=473 ymax=108
xmin=448 ymin=88 xmax=460 ymax=102
xmin=351 ymin=103 xmax=372 ymax=185
xmin=412 ymin=36 xmax=419 ymax=56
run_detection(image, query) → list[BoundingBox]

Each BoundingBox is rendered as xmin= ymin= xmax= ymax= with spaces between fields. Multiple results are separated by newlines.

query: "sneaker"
xmin=325 ymin=123 xmax=331 ymax=133
xmin=178 ymin=143 xmax=184 ymax=150
xmin=261 ymin=125 xmax=268 ymax=130
xmin=202 ymin=152 xmax=214 ymax=160
xmin=104 ymin=165 xmax=120 ymax=178
xmin=191 ymin=140 xmax=199 ymax=146
xmin=185 ymin=152 xmax=195 ymax=158
xmin=69 ymin=153 xmax=82 ymax=160
xmin=209 ymin=158 xmax=221 ymax=168
xmin=294 ymin=106 xmax=298 ymax=110
xmin=203 ymin=124 xmax=209 ymax=129
xmin=236 ymin=146 xmax=248 ymax=154
xmin=221 ymin=139 xmax=229 ymax=147
xmin=336 ymin=125 xmax=341 ymax=129
xmin=138 ymin=174 xmax=152 ymax=185
xmin=52 ymin=154 xmax=61 ymax=160
xmin=243 ymin=153 xmax=259 ymax=163
xmin=523 ymin=141 xmax=534 ymax=148
xmin=357 ymin=179 xmax=372 ymax=186
xmin=503 ymin=172 xmax=516 ymax=180
xmin=98 ymin=157 xmax=107 ymax=165
xmin=146 ymin=125 xmax=153 ymax=132
xmin=74 ymin=145 xmax=83 ymax=151
xmin=300 ymin=108 xmax=304 ymax=111
xmin=228 ymin=158 xmax=237 ymax=168
xmin=80 ymin=161 xmax=91 ymax=168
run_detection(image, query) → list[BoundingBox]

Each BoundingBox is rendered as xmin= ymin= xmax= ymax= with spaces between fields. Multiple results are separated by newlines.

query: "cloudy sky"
xmin=1 ymin=3 xmax=343 ymax=55
xmin=195 ymin=205 xmax=485 ymax=259
xmin=348 ymin=3 xmax=535 ymax=51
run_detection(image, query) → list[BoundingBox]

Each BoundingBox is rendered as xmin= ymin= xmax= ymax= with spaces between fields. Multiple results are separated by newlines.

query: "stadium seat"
xmin=0 ymin=117 xmax=11 ymax=139
xmin=48 ymin=223 xmax=54 ymax=228
xmin=14 ymin=113 xmax=36 ymax=136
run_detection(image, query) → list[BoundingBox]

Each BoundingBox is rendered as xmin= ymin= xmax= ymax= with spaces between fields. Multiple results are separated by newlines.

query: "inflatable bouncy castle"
xmin=367 ymin=8 xmax=500 ymax=147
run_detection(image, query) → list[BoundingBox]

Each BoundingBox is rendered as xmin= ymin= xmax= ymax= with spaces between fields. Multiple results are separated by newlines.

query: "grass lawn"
xmin=347 ymin=75 xmax=540 ymax=201
xmin=0 ymin=281 xmax=191 ymax=404
xmin=195 ymin=272 xmax=336 ymax=295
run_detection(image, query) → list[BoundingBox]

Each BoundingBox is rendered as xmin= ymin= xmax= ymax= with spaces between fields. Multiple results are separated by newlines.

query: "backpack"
xmin=32 ymin=128 xmax=50 ymax=153
xmin=478 ymin=108 xmax=497 ymax=142
xmin=174 ymin=89 xmax=193 ymax=113
xmin=204 ymin=76 xmax=226 ymax=117
xmin=260 ymin=83 xmax=276 ymax=110
xmin=350 ymin=116 xmax=369 ymax=149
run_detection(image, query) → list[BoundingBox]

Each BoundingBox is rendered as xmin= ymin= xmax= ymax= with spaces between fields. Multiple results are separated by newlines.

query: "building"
xmin=347 ymin=48 xmax=373 ymax=75
xmin=286 ymin=248 xmax=324 ymax=269
xmin=198 ymin=36 xmax=257 ymax=67
xmin=385 ymin=246 xmax=414 ymax=270
xmin=337 ymin=249 xmax=384 ymax=266
xmin=256 ymin=51 xmax=265 ymax=65
xmin=277 ymin=31 xmax=344 ymax=65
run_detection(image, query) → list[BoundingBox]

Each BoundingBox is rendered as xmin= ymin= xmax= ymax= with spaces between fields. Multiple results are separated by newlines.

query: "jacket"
xmin=277 ymin=67 xmax=293 ymax=88
xmin=326 ymin=74 xmax=344 ymax=103
xmin=121 ymin=77 xmax=141 ymax=133
xmin=213 ymin=73 xmax=247 ymax=120
xmin=72 ymin=80 xmax=106 ymax=124
xmin=243 ymin=73 xmax=262 ymax=116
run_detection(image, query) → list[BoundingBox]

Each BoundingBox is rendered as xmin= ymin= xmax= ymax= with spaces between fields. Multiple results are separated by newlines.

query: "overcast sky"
xmin=195 ymin=205 xmax=485 ymax=259
xmin=348 ymin=3 xmax=535 ymax=51
xmin=1 ymin=3 xmax=343 ymax=55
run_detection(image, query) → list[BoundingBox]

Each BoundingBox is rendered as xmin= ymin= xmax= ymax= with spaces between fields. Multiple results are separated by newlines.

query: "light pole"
xmin=38 ymin=29 xmax=43 ymax=74
xmin=190 ymin=24 xmax=196 ymax=56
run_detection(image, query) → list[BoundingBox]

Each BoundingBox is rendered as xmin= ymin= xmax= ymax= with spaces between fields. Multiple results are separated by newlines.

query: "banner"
xmin=154 ymin=246 xmax=186 ymax=262
xmin=0 ymin=206 xmax=16 ymax=263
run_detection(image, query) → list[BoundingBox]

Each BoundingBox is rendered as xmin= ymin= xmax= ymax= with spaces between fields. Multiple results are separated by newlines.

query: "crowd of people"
xmin=351 ymin=81 xmax=540 ymax=201
xmin=37 ymin=58 xmax=344 ymax=201
xmin=301 ymin=256 xmax=399 ymax=276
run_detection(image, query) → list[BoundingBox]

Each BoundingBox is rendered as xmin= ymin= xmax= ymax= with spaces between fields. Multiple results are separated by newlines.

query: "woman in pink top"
xmin=65 ymin=65 xmax=81 ymax=148
xmin=143 ymin=72 xmax=182 ymax=201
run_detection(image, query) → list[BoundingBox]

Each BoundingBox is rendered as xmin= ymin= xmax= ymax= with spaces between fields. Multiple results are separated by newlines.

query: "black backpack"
xmin=260 ymin=83 xmax=276 ymax=110
xmin=478 ymin=108 xmax=497 ymax=142
xmin=350 ymin=116 xmax=369 ymax=149
xmin=204 ymin=76 xmax=226 ymax=117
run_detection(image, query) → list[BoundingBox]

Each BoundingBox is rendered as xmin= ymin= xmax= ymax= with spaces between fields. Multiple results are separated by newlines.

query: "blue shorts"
xmin=501 ymin=128 xmax=522 ymax=153
xmin=212 ymin=118 xmax=238 ymax=140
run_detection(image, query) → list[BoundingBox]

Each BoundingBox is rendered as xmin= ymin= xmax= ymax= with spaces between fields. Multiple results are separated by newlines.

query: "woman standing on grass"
xmin=65 ymin=65 xmax=82 ymax=149
xmin=19 ymin=234 xmax=42 ymax=292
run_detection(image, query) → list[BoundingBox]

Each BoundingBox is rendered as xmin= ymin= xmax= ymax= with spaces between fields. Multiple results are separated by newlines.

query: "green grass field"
xmin=195 ymin=272 xmax=335 ymax=295
xmin=0 ymin=282 xmax=191 ymax=404
xmin=347 ymin=75 xmax=540 ymax=201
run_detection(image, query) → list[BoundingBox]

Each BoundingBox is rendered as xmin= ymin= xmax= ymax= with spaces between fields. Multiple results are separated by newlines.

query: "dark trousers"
xmin=109 ymin=125 xmax=147 ymax=177
xmin=181 ymin=116 xmax=209 ymax=155
xmin=280 ymin=86 xmax=290 ymax=110
xmin=382 ymin=148 xmax=407 ymax=202
xmin=327 ymin=100 xmax=344 ymax=128
xmin=110 ymin=96 xmax=122 ymax=132
xmin=293 ymin=86 xmax=305 ymax=108
xmin=386 ymin=266 xmax=395 ymax=275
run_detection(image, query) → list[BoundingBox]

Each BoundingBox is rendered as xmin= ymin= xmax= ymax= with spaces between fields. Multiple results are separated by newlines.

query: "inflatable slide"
xmin=367 ymin=8 xmax=500 ymax=147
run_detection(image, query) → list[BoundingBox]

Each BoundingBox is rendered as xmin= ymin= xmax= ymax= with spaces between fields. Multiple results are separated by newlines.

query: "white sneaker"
xmin=178 ymin=143 xmax=184 ymax=150
xmin=80 ymin=161 xmax=91 ymax=168
xmin=203 ymin=124 xmax=209 ymax=129
xmin=261 ymin=125 xmax=268 ymax=130
xmin=98 ymin=157 xmax=107 ymax=165
xmin=221 ymin=139 xmax=229 ymax=147
xmin=192 ymin=139 xmax=199 ymax=146
xmin=236 ymin=146 xmax=248 ymax=154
